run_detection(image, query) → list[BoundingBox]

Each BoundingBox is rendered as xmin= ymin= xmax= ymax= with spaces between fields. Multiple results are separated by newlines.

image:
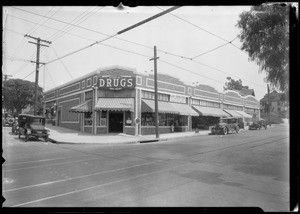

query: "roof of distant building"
xmin=233 ymin=88 xmax=255 ymax=97
xmin=260 ymin=90 xmax=282 ymax=102
xmin=238 ymin=88 xmax=255 ymax=97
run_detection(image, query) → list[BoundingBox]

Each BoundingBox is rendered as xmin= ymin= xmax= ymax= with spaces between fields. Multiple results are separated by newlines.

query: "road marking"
xmin=9 ymin=137 xmax=288 ymax=207
xmin=3 ymin=160 xmax=162 ymax=192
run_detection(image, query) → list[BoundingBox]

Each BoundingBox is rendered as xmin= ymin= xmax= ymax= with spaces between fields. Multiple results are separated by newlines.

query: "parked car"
xmin=249 ymin=120 xmax=267 ymax=130
xmin=18 ymin=114 xmax=50 ymax=142
xmin=211 ymin=117 xmax=240 ymax=135
xmin=12 ymin=117 xmax=19 ymax=134
xmin=4 ymin=116 xmax=15 ymax=127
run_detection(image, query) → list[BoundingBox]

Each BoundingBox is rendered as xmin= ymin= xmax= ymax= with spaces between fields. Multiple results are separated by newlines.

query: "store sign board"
xmin=170 ymin=95 xmax=186 ymax=104
xmin=98 ymin=76 xmax=135 ymax=90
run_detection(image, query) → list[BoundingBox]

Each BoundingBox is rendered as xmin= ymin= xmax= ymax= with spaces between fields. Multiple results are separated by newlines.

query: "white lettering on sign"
xmin=98 ymin=76 xmax=135 ymax=90
xmin=170 ymin=95 xmax=186 ymax=103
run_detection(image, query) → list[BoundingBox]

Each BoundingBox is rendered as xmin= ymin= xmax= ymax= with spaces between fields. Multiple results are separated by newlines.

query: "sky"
xmin=2 ymin=5 xmax=271 ymax=100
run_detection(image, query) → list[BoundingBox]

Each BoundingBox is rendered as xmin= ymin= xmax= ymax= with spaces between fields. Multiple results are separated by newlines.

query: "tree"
xmin=236 ymin=3 xmax=290 ymax=98
xmin=223 ymin=77 xmax=249 ymax=91
xmin=3 ymin=78 xmax=44 ymax=115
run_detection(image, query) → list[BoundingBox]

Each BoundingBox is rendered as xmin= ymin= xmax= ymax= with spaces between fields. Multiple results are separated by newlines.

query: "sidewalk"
xmin=45 ymin=124 xmax=211 ymax=144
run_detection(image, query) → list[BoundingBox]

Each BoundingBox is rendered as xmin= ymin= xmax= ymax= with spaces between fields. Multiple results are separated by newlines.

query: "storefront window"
xmin=125 ymin=111 xmax=132 ymax=126
xmin=174 ymin=115 xmax=188 ymax=126
xmin=84 ymin=112 xmax=93 ymax=126
xmin=142 ymin=113 xmax=188 ymax=127
xmin=141 ymin=113 xmax=154 ymax=126
xmin=191 ymin=99 xmax=220 ymax=108
xmin=96 ymin=110 xmax=107 ymax=126
xmin=142 ymin=91 xmax=169 ymax=101
xmin=159 ymin=113 xmax=166 ymax=126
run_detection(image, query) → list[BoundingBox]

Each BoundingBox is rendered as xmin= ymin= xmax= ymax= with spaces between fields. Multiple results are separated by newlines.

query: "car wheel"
xmin=236 ymin=126 xmax=239 ymax=133
xmin=223 ymin=127 xmax=228 ymax=135
xmin=25 ymin=134 xmax=28 ymax=142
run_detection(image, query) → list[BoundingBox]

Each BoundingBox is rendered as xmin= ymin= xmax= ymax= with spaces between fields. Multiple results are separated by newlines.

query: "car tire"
xmin=236 ymin=126 xmax=239 ymax=133
xmin=223 ymin=127 xmax=228 ymax=135
xmin=25 ymin=134 xmax=28 ymax=142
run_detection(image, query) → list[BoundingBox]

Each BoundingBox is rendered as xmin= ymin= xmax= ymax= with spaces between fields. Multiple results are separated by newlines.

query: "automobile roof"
xmin=18 ymin=114 xmax=45 ymax=118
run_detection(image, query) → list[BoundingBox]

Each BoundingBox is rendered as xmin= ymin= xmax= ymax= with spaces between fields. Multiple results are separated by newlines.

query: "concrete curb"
xmin=48 ymin=131 xmax=211 ymax=145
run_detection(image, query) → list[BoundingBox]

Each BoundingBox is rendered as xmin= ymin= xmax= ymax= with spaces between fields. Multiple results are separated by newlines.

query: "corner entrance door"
xmin=109 ymin=112 xmax=123 ymax=133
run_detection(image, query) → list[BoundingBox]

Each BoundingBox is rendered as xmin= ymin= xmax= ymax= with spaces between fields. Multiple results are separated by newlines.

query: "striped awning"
xmin=170 ymin=102 xmax=199 ymax=116
xmin=69 ymin=100 xmax=92 ymax=113
xmin=236 ymin=110 xmax=253 ymax=118
xmin=141 ymin=99 xmax=178 ymax=114
xmin=95 ymin=98 xmax=134 ymax=112
xmin=192 ymin=106 xmax=230 ymax=117
xmin=223 ymin=109 xmax=243 ymax=118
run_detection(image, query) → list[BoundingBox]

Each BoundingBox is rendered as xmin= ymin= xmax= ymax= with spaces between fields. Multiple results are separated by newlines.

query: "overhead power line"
xmin=155 ymin=6 xmax=243 ymax=51
xmin=10 ymin=6 xmax=266 ymax=95
xmin=50 ymin=46 xmax=74 ymax=79
xmin=6 ymin=16 xmax=266 ymax=92
xmin=95 ymin=42 xmax=267 ymax=96
xmin=44 ymin=6 xmax=181 ymax=65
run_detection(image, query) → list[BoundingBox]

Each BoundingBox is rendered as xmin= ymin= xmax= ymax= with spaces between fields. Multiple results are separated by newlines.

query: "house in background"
xmin=260 ymin=90 xmax=289 ymax=123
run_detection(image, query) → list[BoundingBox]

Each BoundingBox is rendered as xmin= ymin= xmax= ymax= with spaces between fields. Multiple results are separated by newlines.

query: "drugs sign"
xmin=98 ymin=76 xmax=135 ymax=90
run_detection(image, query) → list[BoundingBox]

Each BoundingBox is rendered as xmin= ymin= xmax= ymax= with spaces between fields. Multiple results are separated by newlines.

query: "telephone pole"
xmin=267 ymin=84 xmax=271 ymax=126
xmin=25 ymin=34 xmax=51 ymax=116
xmin=150 ymin=46 xmax=159 ymax=139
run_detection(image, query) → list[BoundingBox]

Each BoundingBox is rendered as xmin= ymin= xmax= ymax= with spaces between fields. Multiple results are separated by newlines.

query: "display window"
xmin=141 ymin=113 xmax=154 ymax=126
xmin=125 ymin=111 xmax=133 ymax=126
xmin=96 ymin=110 xmax=107 ymax=126
xmin=141 ymin=113 xmax=187 ymax=127
xmin=84 ymin=112 xmax=93 ymax=126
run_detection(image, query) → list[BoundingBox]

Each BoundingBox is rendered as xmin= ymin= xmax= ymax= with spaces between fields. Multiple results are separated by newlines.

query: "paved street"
xmin=2 ymin=124 xmax=289 ymax=211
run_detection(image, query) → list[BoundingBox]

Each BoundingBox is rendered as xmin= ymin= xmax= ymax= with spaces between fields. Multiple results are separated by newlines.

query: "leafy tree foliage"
xmin=236 ymin=3 xmax=289 ymax=96
xmin=3 ymin=78 xmax=44 ymax=115
xmin=223 ymin=77 xmax=249 ymax=91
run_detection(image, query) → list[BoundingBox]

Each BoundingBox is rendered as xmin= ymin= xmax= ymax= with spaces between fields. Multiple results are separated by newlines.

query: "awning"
xmin=192 ymin=106 xmax=230 ymax=117
xmin=69 ymin=100 xmax=92 ymax=113
xmin=94 ymin=98 xmax=134 ymax=112
xmin=170 ymin=102 xmax=199 ymax=116
xmin=141 ymin=99 xmax=178 ymax=114
xmin=236 ymin=110 xmax=253 ymax=118
xmin=223 ymin=109 xmax=243 ymax=118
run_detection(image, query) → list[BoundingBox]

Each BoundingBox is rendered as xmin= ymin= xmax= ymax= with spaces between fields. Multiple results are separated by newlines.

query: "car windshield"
xmin=31 ymin=118 xmax=44 ymax=125
xmin=220 ymin=119 xmax=227 ymax=123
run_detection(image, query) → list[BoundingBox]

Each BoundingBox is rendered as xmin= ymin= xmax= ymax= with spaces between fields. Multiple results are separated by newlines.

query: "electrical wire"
xmin=8 ymin=7 xmax=267 ymax=96
xmin=155 ymin=6 xmax=243 ymax=52
xmin=50 ymin=46 xmax=74 ymax=79
xmin=48 ymin=6 xmax=96 ymax=42
xmin=6 ymin=15 xmax=266 ymax=93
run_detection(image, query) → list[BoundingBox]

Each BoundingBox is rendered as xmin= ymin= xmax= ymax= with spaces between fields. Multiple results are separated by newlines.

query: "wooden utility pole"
xmin=25 ymin=34 xmax=51 ymax=116
xmin=150 ymin=46 xmax=159 ymax=139
xmin=267 ymin=84 xmax=271 ymax=126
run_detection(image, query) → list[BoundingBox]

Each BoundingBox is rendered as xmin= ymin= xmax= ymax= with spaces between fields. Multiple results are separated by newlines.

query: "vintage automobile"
xmin=12 ymin=117 xmax=19 ymax=134
xmin=18 ymin=114 xmax=50 ymax=142
xmin=249 ymin=120 xmax=267 ymax=130
xmin=4 ymin=116 xmax=15 ymax=127
xmin=211 ymin=117 xmax=240 ymax=135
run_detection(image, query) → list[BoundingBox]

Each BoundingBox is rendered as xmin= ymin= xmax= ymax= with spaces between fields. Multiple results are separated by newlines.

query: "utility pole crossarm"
xmin=24 ymin=34 xmax=52 ymax=44
xmin=25 ymin=34 xmax=51 ymax=116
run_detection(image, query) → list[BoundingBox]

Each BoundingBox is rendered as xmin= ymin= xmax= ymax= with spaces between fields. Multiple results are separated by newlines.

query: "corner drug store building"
xmin=44 ymin=66 xmax=260 ymax=135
